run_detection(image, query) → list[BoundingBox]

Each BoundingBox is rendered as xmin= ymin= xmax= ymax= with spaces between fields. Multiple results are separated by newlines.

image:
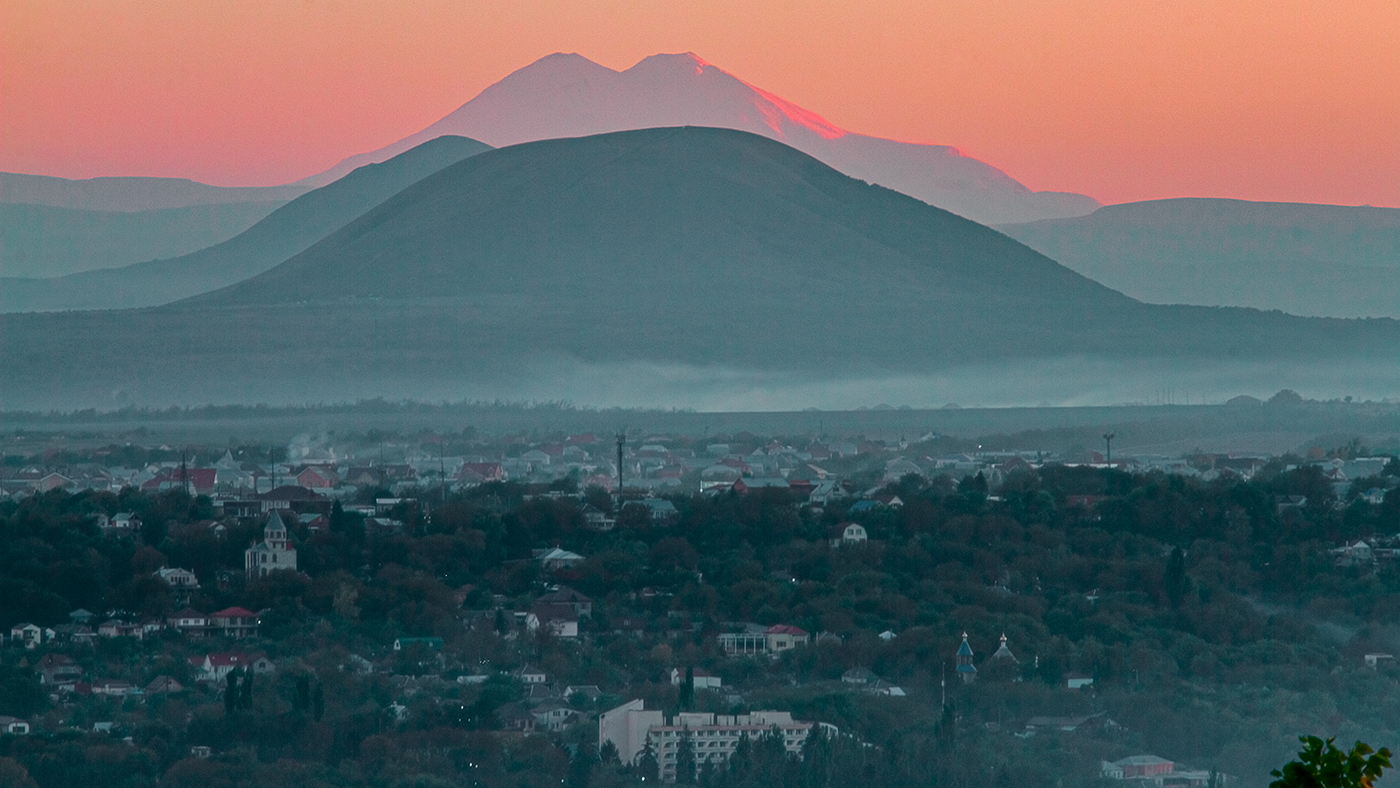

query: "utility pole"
xmin=180 ymin=450 xmax=190 ymax=497
xmin=1103 ymin=433 xmax=1115 ymax=465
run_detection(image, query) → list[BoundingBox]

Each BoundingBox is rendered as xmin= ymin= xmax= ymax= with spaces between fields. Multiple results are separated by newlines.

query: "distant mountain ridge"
xmin=997 ymin=198 xmax=1400 ymax=318
xmin=0 ymin=200 xmax=284 ymax=278
xmin=302 ymin=52 xmax=1098 ymax=225
xmin=0 ymin=171 xmax=309 ymax=212
xmin=0 ymin=136 xmax=492 ymax=313
xmin=2 ymin=127 xmax=1393 ymax=412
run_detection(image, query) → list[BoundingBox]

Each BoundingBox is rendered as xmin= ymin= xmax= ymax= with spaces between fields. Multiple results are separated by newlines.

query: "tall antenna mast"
xmin=180 ymin=450 xmax=190 ymax=496
xmin=615 ymin=430 xmax=626 ymax=505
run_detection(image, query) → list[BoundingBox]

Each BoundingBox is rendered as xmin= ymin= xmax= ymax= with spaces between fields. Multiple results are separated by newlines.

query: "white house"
xmin=830 ymin=522 xmax=868 ymax=547
xmin=10 ymin=623 xmax=42 ymax=649
xmin=670 ymin=667 xmax=722 ymax=689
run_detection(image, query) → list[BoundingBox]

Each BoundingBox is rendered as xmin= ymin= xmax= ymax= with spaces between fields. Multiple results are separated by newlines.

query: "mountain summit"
xmin=303 ymin=53 xmax=1097 ymax=224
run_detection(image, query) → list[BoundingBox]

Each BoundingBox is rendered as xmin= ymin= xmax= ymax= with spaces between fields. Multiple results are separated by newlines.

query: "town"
xmin=2 ymin=422 xmax=1398 ymax=787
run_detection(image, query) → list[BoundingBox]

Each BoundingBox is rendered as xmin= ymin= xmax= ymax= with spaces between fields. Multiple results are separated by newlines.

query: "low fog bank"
xmin=5 ymin=353 xmax=1398 ymax=414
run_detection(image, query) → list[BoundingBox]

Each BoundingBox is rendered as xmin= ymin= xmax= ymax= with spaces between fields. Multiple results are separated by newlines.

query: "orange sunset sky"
xmin=3 ymin=0 xmax=1398 ymax=207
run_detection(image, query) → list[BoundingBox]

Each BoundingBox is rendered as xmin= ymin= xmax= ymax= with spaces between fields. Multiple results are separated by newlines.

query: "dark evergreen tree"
xmin=567 ymin=742 xmax=598 ymax=788
xmin=679 ymin=667 xmax=695 ymax=711
xmin=676 ymin=730 xmax=697 ymax=785
xmin=312 ymin=681 xmax=324 ymax=722
xmin=295 ymin=674 xmax=311 ymax=713
xmin=223 ymin=671 xmax=238 ymax=716
xmin=636 ymin=739 xmax=660 ymax=784
xmin=1166 ymin=546 xmax=1188 ymax=609
xmin=239 ymin=668 xmax=253 ymax=710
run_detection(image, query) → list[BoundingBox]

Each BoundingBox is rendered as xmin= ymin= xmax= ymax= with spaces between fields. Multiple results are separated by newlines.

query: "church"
xmin=245 ymin=510 xmax=298 ymax=577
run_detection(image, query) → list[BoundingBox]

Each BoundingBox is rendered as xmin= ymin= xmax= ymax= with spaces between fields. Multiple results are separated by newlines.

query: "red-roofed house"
xmin=190 ymin=652 xmax=249 ymax=683
xmin=209 ymin=608 xmax=258 ymax=639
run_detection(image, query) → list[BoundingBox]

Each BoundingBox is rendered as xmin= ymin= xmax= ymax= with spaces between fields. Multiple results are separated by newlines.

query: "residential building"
xmin=245 ymin=511 xmax=298 ymax=577
xmin=830 ymin=522 xmax=867 ymax=547
xmin=670 ymin=667 xmax=722 ymax=689
xmin=531 ymin=603 xmax=580 ymax=638
xmin=600 ymin=700 xmax=836 ymax=783
xmin=535 ymin=547 xmax=584 ymax=570
xmin=166 ymin=608 xmax=209 ymax=636
xmin=1066 ymin=672 xmax=1095 ymax=689
xmin=208 ymin=607 xmax=258 ymax=638
xmin=36 ymin=653 xmax=83 ymax=687
xmin=717 ymin=624 xmax=810 ymax=656
xmin=515 ymin=665 xmax=547 ymax=683
xmin=189 ymin=652 xmax=249 ymax=683
xmin=0 ymin=716 xmax=31 ymax=735
xmin=536 ymin=586 xmax=593 ymax=617
xmin=393 ymin=637 xmax=444 ymax=651
xmin=10 ymin=623 xmax=43 ymax=649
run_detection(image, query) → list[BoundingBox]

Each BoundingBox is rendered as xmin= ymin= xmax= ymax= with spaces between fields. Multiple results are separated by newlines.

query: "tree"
xmin=239 ymin=668 xmax=253 ymax=710
xmin=636 ymin=739 xmax=660 ymax=784
xmin=675 ymin=730 xmax=697 ymax=785
xmin=679 ymin=667 xmax=695 ymax=711
xmin=224 ymin=671 xmax=238 ymax=716
xmin=295 ymin=674 xmax=311 ymax=713
xmin=312 ymin=681 xmax=324 ymax=722
xmin=1271 ymin=737 xmax=1391 ymax=788
xmin=568 ymin=742 xmax=598 ymax=788
xmin=1165 ymin=547 xmax=1188 ymax=609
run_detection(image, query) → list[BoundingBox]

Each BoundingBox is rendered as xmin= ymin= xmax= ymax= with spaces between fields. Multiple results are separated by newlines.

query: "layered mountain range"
xmin=998 ymin=198 xmax=1400 ymax=318
xmin=305 ymin=52 xmax=1098 ymax=225
xmin=2 ymin=127 xmax=1395 ymax=411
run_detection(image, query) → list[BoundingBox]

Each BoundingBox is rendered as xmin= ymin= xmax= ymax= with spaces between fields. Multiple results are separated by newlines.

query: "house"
xmin=717 ymin=624 xmax=810 ymax=656
xmin=208 ymin=607 xmax=259 ymax=638
xmin=536 ymin=587 xmax=593 ymax=617
xmin=670 ymin=668 xmax=722 ymax=689
xmin=531 ymin=701 xmax=578 ymax=731
xmin=145 ymin=676 xmax=184 ymax=694
xmin=459 ymin=462 xmax=507 ymax=484
xmin=190 ymin=652 xmax=249 ymax=683
xmin=1332 ymin=540 xmax=1374 ymax=567
xmin=298 ymin=513 xmax=330 ymax=532
xmin=392 ymin=637 xmax=444 ymax=651
xmin=245 ymin=511 xmax=298 ymax=577
xmin=108 ymin=512 xmax=140 ymax=532
xmin=565 ymin=685 xmax=604 ymax=702
xmin=865 ymin=679 xmax=906 ymax=696
xmin=535 ymin=547 xmax=584 ymax=570
xmin=531 ymin=603 xmax=580 ymax=638
xmin=841 ymin=668 xmax=878 ymax=685
xmin=1110 ymin=755 xmax=1175 ymax=779
xmin=98 ymin=620 xmax=144 ymax=639
xmin=514 ymin=665 xmax=547 ymax=684
xmin=1026 ymin=712 xmax=1116 ymax=734
xmin=830 ymin=522 xmax=868 ymax=547
xmin=497 ymin=703 xmax=537 ymax=732
xmin=250 ymin=654 xmax=276 ymax=675
xmin=732 ymin=477 xmax=790 ymax=494
xmin=36 ymin=653 xmax=83 ymax=686
xmin=638 ymin=498 xmax=680 ymax=522
xmin=0 ymin=716 xmax=31 ymax=735
xmin=167 ymin=608 xmax=209 ymax=636
xmin=293 ymin=466 xmax=337 ymax=491
xmin=10 ymin=623 xmax=43 ymax=648
xmin=154 ymin=567 xmax=200 ymax=604
xmin=580 ymin=504 xmax=616 ymax=530
xmin=91 ymin=679 xmax=140 ymax=697
xmin=1366 ymin=654 xmax=1395 ymax=669
xmin=50 ymin=624 xmax=95 ymax=644
xmin=1066 ymin=672 xmax=1095 ymax=689
xmin=190 ymin=745 xmax=212 ymax=759
xmin=69 ymin=609 xmax=95 ymax=625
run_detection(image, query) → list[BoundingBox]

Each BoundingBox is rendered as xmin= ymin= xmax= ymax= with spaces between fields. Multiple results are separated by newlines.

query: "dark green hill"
xmin=0 ymin=135 xmax=492 ymax=312
xmin=997 ymin=198 xmax=1400 ymax=318
xmin=1 ymin=128 xmax=1398 ymax=411
xmin=196 ymin=126 xmax=1121 ymax=310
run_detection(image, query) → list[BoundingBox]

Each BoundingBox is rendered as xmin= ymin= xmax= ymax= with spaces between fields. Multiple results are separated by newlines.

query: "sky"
xmin=3 ymin=0 xmax=1398 ymax=207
